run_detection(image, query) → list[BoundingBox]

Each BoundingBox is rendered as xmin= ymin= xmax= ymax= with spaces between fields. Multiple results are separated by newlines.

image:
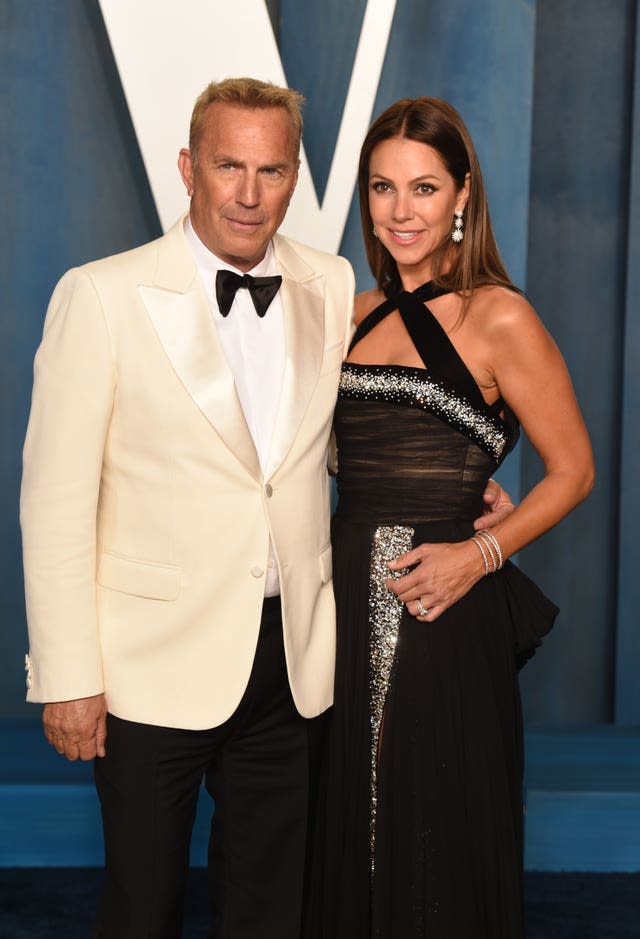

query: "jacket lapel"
xmin=267 ymin=235 xmax=325 ymax=478
xmin=139 ymin=218 xmax=261 ymax=480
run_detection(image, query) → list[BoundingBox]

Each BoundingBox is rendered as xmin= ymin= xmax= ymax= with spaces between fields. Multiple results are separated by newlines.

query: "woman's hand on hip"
xmin=386 ymin=540 xmax=485 ymax=621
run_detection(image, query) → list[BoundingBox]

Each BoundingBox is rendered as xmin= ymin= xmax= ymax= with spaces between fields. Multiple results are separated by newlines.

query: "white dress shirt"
xmin=185 ymin=217 xmax=284 ymax=596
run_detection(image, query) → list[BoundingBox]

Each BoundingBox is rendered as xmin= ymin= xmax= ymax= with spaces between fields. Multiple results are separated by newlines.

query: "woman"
xmin=306 ymin=99 xmax=594 ymax=938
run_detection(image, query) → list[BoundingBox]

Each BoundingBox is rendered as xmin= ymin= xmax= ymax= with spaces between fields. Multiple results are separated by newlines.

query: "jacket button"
xmin=265 ymin=484 xmax=273 ymax=497
xmin=25 ymin=654 xmax=33 ymax=689
xmin=250 ymin=566 xmax=264 ymax=578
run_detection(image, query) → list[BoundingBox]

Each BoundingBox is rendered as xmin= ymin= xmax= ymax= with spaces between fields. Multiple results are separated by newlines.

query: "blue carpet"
xmin=0 ymin=869 xmax=639 ymax=938
xmin=4 ymin=725 xmax=640 ymax=871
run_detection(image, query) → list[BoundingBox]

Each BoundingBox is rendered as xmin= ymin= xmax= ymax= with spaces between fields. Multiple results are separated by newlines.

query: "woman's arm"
xmin=388 ymin=292 xmax=595 ymax=619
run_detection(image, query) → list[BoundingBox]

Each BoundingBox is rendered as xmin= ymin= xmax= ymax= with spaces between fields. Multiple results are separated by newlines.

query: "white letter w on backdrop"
xmin=98 ymin=0 xmax=396 ymax=254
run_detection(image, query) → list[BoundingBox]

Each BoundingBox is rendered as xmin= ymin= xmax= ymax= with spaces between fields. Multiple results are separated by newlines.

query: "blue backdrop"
xmin=1 ymin=0 xmax=639 ymax=728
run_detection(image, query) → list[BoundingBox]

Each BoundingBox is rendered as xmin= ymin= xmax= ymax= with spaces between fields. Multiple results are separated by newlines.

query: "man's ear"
xmin=178 ymin=148 xmax=194 ymax=197
xmin=289 ymin=159 xmax=301 ymax=200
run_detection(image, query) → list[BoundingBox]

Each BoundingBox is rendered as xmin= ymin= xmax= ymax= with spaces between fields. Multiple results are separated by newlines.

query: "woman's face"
xmin=368 ymin=135 xmax=469 ymax=287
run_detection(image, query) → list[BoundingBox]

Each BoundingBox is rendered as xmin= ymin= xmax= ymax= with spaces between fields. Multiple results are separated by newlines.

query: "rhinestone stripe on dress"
xmin=340 ymin=363 xmax=507 ymax=462
xmin=368 ymin=524 xmax=414 ymax=876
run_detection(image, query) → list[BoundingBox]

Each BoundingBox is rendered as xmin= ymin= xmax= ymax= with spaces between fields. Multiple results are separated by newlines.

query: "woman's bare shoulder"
xmin=354 ymin=287 xmax=385 ymax=325
xmin=469 ymin=284 xmax=538 ymax=336
xmin=467 ymin=285 xmax=557 ymax=375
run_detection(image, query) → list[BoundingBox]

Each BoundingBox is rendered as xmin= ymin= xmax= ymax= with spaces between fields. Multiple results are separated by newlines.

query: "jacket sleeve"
xmin=21 ymin=267 xmax=116 ymax=702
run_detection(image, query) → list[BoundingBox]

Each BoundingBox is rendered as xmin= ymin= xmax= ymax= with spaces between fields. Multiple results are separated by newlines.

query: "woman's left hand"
xmin=386 ymin=539 xmax=485 ymax=621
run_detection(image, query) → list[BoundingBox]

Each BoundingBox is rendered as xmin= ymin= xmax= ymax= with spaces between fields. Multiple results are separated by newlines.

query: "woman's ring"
xmin=416 ymin=599 xmax=429 ymax=616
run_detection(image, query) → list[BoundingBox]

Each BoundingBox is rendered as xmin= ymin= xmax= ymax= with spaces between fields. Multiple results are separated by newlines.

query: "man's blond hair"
xmin=189 ymin=77 xmax=305 ymax=161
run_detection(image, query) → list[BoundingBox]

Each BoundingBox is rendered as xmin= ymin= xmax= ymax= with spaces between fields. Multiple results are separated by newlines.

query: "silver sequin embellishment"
xmin=340 ymin=364 xmax=507 ymax=460
xmin=369 ymin=524 xmax=414 ymax=876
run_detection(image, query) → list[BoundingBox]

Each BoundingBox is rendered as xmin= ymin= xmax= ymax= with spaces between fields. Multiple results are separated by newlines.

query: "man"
xmin=21 ymin=77 xmax=355 ymax=938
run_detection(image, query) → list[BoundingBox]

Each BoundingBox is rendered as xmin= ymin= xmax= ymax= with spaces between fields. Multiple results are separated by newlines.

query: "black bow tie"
xmin=215 ymin=269 xmax=282 ymax=318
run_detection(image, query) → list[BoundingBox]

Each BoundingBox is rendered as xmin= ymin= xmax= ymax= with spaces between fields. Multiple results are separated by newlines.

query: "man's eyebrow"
xmin=260 ymin=161 xmax=292 ymax=170
xmin=211 ymin=154 xmax=244 ymax=166
xmin=209 ymin=155 xmax=292 ymax=171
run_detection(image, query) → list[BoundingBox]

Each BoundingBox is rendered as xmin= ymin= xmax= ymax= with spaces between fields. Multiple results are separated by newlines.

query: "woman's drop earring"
xmin=451 ymin=209 xmax=464 ymax=243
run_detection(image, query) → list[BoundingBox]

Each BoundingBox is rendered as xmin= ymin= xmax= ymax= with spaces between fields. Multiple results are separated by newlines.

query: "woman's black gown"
xmin=306 ymin=283 xmax=557 ymax=939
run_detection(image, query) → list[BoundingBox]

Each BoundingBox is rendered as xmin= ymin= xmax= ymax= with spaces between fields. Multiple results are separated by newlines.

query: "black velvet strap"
xmin=396 ymin=290 xmax=484 ymax=408
xmin=348 ymin=281 xmax=485 ymax=409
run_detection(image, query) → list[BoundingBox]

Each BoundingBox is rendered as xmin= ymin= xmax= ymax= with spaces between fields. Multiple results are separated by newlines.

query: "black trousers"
xmin=93 ymin=597 xmax=324 ymax=939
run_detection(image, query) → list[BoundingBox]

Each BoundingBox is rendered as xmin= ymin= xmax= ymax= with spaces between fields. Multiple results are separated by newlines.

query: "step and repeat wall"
xmin=2 ymin=0 xmax=639 ymax=724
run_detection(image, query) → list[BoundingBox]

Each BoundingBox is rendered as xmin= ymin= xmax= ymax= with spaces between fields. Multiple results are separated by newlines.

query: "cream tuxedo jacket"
xmin=21 ymin=218 xmax=355 ymax=729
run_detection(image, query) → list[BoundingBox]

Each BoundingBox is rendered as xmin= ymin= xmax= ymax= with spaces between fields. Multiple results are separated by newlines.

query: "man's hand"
xmin=473 ymin=478 xmax=515 ymax=530
xmin=43 ymin=694 xmax=107 ymax=761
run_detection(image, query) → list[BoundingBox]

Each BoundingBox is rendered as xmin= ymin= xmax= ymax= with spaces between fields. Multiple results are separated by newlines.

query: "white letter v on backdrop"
xmin=98 ymin=0 xmax=396 ymax=253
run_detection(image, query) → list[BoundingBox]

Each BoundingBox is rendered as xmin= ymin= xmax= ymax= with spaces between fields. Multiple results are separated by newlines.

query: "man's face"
xmin=178 ymin=103 xmax=299 ymax=271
